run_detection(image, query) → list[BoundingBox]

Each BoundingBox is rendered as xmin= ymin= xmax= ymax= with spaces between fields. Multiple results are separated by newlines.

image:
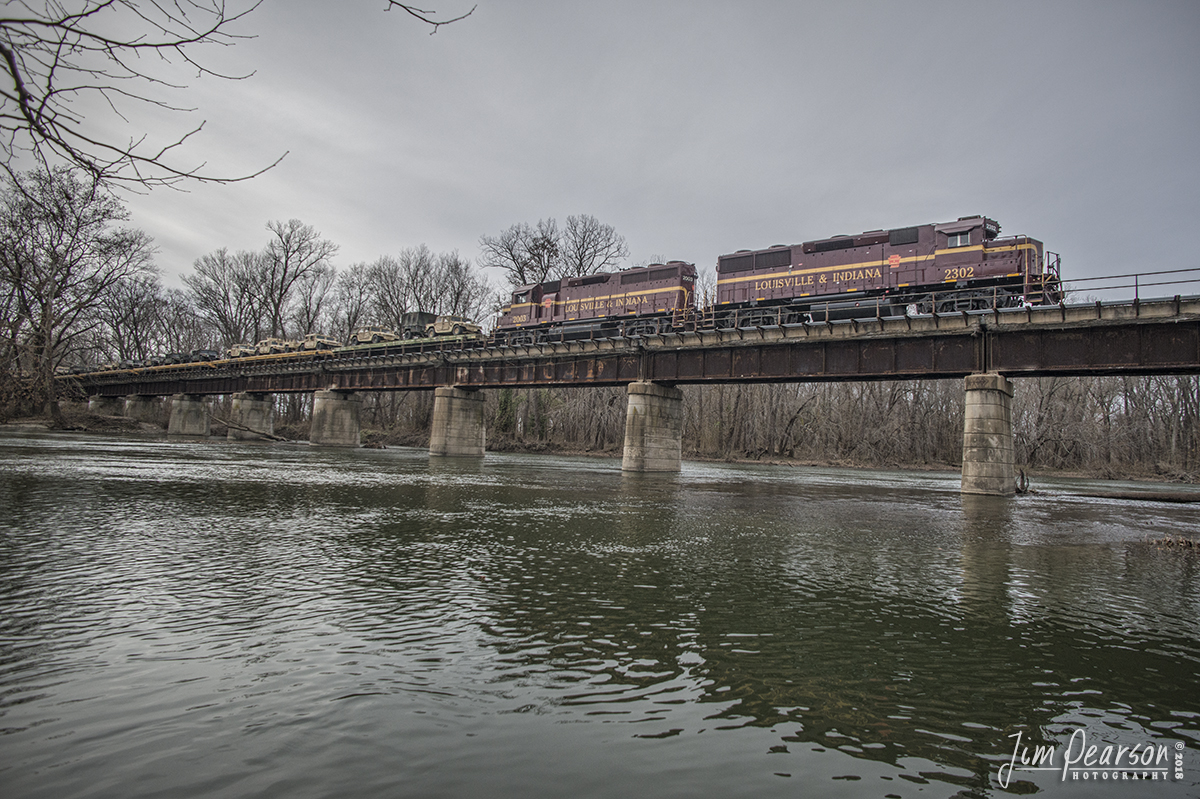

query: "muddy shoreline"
xmin=6 ymin=410 xmax=1198 ymax=494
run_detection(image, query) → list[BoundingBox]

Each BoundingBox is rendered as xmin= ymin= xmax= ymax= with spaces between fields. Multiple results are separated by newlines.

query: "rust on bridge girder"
xmin=70 ymin=298 xmax=1200 ymax=397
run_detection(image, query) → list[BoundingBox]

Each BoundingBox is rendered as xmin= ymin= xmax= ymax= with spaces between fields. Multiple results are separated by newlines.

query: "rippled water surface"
xmin=1 ymin=430 xmax=1198 ymax=798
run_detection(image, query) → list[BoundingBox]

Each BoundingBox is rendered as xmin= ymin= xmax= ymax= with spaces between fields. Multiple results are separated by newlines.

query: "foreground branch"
xmin=384 ymin=2 xmax=476 ymax=33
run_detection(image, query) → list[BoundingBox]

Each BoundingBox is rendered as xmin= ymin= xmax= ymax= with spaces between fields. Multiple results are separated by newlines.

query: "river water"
xmin=0 ymin=430 xmax=1197 ymax=798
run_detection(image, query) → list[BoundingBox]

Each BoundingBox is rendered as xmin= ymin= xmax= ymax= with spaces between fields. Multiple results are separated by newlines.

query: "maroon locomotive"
xmin=492 ymin=215 xmax=1060 ymax=344
xmin=494 ymin=261 xmax=697 ymax=345
xmin=713 ymin=215 xmax=1061 ymax=325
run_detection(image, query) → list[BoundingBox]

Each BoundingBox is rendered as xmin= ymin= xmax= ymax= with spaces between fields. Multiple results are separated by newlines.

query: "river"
xmin=0 ymin=430 xmax=1197 ymax=798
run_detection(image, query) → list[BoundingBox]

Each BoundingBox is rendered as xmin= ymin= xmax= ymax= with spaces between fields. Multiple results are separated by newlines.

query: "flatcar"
xmin=494 ymin=260 xmax=697 ymax=345
xmin=713 ymin=215 xmax=1061 ymax=325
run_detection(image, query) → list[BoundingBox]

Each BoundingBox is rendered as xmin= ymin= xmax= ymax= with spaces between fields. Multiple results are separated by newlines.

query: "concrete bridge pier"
xmin=310 ymin=389 xmax=362 ymax=447
xmin=229 ymin=392 xmax=275 ymax=440
xmin=430 ymin=386 xmax=486 ymax=457
xmin=124 ymin=395 xmax=162 ymax=423
xmin=622 ymin=381 xmax=684 ymax=472
xmin=88 ymin=395 xmax=125 ymax=416
xmin=961 ymin=373 xmax=1016 ymax=496
xmin=167 ymin=394 xmax=211 ymax=437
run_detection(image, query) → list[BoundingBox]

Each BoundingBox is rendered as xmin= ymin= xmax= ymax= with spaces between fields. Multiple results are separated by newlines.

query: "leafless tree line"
xmin=0 ymin=166 xmax=497 ymax=418
xmin=131 ymin=220 xmax=492 ymax=358
xmin=446 ymin=377 xmax=1198 ymax=481
xmin=74 ymin=217 xmax=490 ymax=368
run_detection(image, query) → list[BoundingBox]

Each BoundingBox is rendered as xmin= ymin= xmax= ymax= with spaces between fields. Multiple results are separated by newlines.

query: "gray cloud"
xmin=116 ymin=0 xmax=1200 ymax=301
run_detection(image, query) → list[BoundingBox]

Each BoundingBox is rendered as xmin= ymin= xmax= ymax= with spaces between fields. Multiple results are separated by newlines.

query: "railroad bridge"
xmin=72 ymin=297 xmax=1200 ymax=496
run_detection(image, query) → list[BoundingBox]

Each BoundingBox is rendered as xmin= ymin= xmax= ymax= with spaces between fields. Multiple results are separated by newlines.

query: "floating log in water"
xmin=1076 ymin=491 xmax=1200 ymax=504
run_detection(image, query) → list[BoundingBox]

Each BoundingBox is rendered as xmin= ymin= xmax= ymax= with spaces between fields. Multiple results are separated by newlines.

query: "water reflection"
xmin=0 ymin=431 xmax=1196 ymax=798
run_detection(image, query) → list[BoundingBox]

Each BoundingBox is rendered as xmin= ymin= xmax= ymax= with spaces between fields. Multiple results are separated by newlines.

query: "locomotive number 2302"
xmin=944 ymin=266 xmax=975 ymax=281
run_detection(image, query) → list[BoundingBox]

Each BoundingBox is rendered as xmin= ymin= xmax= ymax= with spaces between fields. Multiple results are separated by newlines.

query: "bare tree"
xmin=158 ymin=286 xmax=210 ymax=353
xmin=560 ymin=214 xmax=628 ymax=276
xmin=524 ymin=218 xmax=561 ymax=282
xmin=329 ymin=261 xmax=372 ymax=341
xmin=289 ymin=262 xmax=337 ymax=337
xmin=0 ymin=166 xmax=155 ymax=415
xmin=96 ymin=275 xmax=214 ymax=361
xmin=437 ymin=250 xmax=491 ymax=321
xmin=365 ymin=254 xmax=407 ymax=331
xmin=361 ymin=246 xmax=493 ymax=331
xmin=259 ymin=219 xmax=337 ymax=337
xmin=479 ymin=221 xmax=542 ymax=288
xmin=397 ymin=244 xmax=441 ymax=313
xmin=183 ymin=247 xmax=264 ymax=346
xmin=481 ymin=216 xmax=626 ymax=288
xmin=98 ymin=271 xmax=164 ymax=360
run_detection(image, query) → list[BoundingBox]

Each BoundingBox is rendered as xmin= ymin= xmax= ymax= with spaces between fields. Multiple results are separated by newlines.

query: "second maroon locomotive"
xmin=494 ymin=260 xmax=696 ymax=345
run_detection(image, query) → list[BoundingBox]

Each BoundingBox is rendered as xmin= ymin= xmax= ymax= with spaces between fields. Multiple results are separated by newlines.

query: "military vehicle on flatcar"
xmin=399 ymin=312 xmax=437 ymax=339
xmin=255 ymin=337 xmax=296 ymax=355
xmin=426 ymin=314 xmax=482 ymax=337
xmin=350 ymin=327 xmax=399 ymax=345
xmin=299 ymin=333 xmax=342 ymax=351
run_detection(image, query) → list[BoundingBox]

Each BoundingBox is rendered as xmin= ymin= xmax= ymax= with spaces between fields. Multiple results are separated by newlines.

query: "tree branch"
xmin=0 ymin=1 xmax=279 ymax=188
xmin=384 ymin=2 xmax=475 ymax=34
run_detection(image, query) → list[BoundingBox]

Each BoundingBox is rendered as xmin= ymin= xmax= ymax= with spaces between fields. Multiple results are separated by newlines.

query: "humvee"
xmin=425 ymin=315 xmax=482 ymax=337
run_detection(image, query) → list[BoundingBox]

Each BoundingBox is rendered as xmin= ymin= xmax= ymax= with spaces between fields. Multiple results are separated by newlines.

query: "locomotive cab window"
xmin=947 ymin=232 xmax=971 ymax=248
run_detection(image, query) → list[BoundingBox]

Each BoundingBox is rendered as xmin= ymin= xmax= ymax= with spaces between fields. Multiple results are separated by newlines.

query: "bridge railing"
xmin=1061 ymin=266 xmax=1200 ymax=304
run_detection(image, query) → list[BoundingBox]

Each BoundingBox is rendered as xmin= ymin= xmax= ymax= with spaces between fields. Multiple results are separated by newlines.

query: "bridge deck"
xmin=72 ymin=297 xmax=1200 ymax=397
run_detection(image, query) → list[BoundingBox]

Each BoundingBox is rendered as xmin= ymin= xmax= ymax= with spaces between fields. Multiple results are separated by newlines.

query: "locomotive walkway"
xmin=72 ymin=295 xmax=1200 ymax=496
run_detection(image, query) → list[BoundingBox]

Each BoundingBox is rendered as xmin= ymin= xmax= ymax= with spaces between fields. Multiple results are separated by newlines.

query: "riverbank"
xmin=6 ymin=410 xmax=1198 ymax=487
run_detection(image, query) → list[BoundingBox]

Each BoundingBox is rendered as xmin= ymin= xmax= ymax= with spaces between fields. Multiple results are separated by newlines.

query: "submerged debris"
xmin=1147 ymin=535 xmax=1198 ymax=550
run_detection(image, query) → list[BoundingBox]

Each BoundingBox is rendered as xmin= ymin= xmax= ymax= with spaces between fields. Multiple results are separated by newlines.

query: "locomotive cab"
xmin=500 ymin=284 xmax=544 ymax=328
xmin=932 ymin=216 xmax=1052 ymax=306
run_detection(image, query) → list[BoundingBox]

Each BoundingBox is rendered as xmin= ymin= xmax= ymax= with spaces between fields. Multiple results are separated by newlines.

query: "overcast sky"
xmin=115 ymin=0 xmax=1200 ymax=302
